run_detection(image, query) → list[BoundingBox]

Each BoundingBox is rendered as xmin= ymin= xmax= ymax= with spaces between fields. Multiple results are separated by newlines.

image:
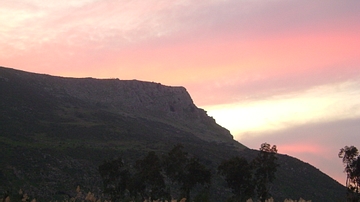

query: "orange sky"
xmin=1 ymin=0 xmax=360 ymax=185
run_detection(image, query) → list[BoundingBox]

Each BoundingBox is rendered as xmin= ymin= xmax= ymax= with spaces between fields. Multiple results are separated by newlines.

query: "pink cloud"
xmin=279 ymin=143 xmax=327 ymax=156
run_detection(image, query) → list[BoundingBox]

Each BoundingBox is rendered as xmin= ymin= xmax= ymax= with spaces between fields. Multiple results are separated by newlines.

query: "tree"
xmin=339 ymin=146 xmax=359 ymax=188
xmin=163 ymin=144 xmax=211 ymax=201
xmin=98 ymin=145 xmax=212 ymax=201
xmin=163 ymin=144 xmax=188 ymax=184
xmin=98 ymin=157 xmax=131 ymax=201
xmin=134 ymin=151 xmax=168 ymax=201
xmin=181 ymin=157 xmax=211 ymax=201
xmin=351 ymin=156 xmax=360 ymax=194
xmin=218 ymin=156 xmax=254 ymax=202
xmin=252 ymin=143 xmax=279 ymax=202
xmin=339 ymin=146 xmax=360 ymax=201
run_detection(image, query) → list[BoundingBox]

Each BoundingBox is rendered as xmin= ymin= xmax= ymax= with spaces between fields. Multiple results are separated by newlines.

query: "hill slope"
xmin=0 ymin=66 xmax=345 ymax=201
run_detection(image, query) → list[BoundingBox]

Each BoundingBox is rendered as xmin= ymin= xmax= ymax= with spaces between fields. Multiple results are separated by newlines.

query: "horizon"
xmin=2 ymin=0 xmax=360 ymax=185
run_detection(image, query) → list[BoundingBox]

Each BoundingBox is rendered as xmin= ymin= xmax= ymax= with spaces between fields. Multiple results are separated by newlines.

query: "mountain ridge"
xmin=0 ymin=66 xmax=345 ymax=201
xmin=0 ymin=66 xmax=236 ymax=144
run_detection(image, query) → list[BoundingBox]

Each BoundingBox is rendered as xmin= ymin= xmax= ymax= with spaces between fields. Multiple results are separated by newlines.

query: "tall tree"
xmin=98 ymin=157 xmax=131 ymax=201
xmin=218 ymin=156 xmax=254 ymax=202
xmin=163 ymin=144 xmax=188 ymax=184
xmin=163 ymin=144 xmax=211 ymax=201
xmin=134 ymin=151 xmax=168 ymax=201
xmin=339 ymin=146 xmax=360 ymax=201
xmin=252 ymin=143 xmax=279 ymax=202
xmin=339 ymin=146 xmax=359 ymax=188
xmin=351 ymin=156 xmax=360 ymax=194
xmin=181 ymin=157 xmax=211 ymax=201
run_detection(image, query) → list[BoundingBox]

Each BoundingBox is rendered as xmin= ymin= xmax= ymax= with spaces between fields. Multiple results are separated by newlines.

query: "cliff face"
xmin=0 ymin=66 xmax=234 ymax=143
xmin=50 ymin=78 xmax=204 ymax=120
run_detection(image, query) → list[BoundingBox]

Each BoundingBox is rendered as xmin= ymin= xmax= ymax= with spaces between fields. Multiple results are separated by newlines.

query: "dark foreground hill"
xmin=0 ymin=66 xmax=345 ymax=201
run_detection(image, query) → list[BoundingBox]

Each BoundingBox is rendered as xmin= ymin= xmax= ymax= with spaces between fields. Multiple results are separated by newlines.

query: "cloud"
xmin=3 ymin=0 xmax=359 ymax=52
xmin=204 ymin=79 xmax=360 ymax=136
xmin=240 ymin=116 xmax=360 ymax=152
xmin=237 ymin=117 xmax=360 ymax=184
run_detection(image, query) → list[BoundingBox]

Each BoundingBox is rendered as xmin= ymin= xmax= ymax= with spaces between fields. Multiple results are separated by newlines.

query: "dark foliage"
xmin=253 ymin=143 xmax=279 ymax=202
xmin=218 ymin=156 xmax=254 ymax=202
xmin=339 ymin=146 xmax=360 ymax=201
xmin=98 ymin=146 xmax=211 ymax=201
xmin=163 ymin=144 xmax=188 ymax=185
xmin=98 ymin=157 xmax=131 ymax=201
xmin=134 ymin=151 xmax=168 ymax=201
xmin=181 ymin=157 xmax=212 ymax=201
xmin=162 ymin=144 xmax=212 ymax=201
xmin=218 ymin=143 xmax=278 ymax=202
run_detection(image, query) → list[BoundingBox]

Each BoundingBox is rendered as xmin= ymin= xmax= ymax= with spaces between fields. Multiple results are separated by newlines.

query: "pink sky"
xmin=1 ymin=0 xmax=360 ymax=185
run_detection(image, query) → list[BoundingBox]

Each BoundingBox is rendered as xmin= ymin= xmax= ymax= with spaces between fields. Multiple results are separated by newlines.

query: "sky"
xmin=1 ymin=0 xmax=360 ymax=185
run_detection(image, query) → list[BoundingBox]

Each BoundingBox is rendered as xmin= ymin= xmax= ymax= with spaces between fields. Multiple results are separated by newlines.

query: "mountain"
xmin=0 ymin=66 xmax=345 ymax=201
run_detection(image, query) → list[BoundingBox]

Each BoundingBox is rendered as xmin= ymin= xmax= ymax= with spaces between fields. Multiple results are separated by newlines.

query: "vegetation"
xmin=96 ymin=143 xmax=279 ymax=202
xmin=0 ymin=143 xmax=301 ymax=202
xmin=1 ymin=188 xmax=313 ymax=202
xmin=163 ymin=144 xmax=211 ymax=201
xmin=218 ymin=156 xmax=254 ymax=201
xmin=98 ymin=144 xmax=211 ymax=202
xmin=339 ymin=146 xmax=360 ymax=201
xmin=99 ymin=157 xmax=131 ymax=201
xmin=218 ymin=143 xmax=279 ymax=202
xmin=253 ymin=143 xmax=279 ymax=202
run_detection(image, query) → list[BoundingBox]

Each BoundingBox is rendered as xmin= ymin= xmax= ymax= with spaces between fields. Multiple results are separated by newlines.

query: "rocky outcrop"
xmin=52 ymin=78 xmax=203 ymax=119
xmin=0 ymin=66 xmax=234 ymax=142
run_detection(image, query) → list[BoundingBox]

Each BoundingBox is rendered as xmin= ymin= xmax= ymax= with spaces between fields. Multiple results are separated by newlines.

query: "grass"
xmin=2 ymin=187 xmax=313 ymax=202
xmin=2 ymin=189 xmax=314 ymax=202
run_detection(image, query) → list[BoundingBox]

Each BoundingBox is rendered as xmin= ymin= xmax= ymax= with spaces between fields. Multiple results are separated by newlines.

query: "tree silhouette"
xmin=339 ymin=146 xmax=360 ymax=201
xmin=98 ymin=145 xmax=212 ymax=201
xmin=181 ymin=157 xmax=211 ymax=201
xmin=217 ymin=143 xmax=278 ymax=202
xmin=218 ymin=156 xmax=254 ymax=202
xmin=134 ymin=151 xmax=168 ymax=201
xmin=163 ymin=144 xmax=188 ymax=185
xmin=98 ymin=157 xmax=131 ymax=201
xmin=351 ymin=156 xmax=360 ymax=193
xmin=163 ymin=144 xmax=211 ymax=201
xmin=339 ymin=146 xmax=359 ymax=188
xmin=253 ymin=143 xmax=278 ymax=202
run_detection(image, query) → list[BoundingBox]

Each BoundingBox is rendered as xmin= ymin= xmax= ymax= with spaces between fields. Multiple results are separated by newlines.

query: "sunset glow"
xmin=1 ymin=0 xmax=360 ymax=185
xmin=206 ymin=80 xmax=360 ymax=136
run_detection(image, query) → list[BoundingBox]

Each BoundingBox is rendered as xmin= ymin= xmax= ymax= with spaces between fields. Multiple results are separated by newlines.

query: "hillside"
xmin=0 ymin=66 xmax=345 ymax=201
